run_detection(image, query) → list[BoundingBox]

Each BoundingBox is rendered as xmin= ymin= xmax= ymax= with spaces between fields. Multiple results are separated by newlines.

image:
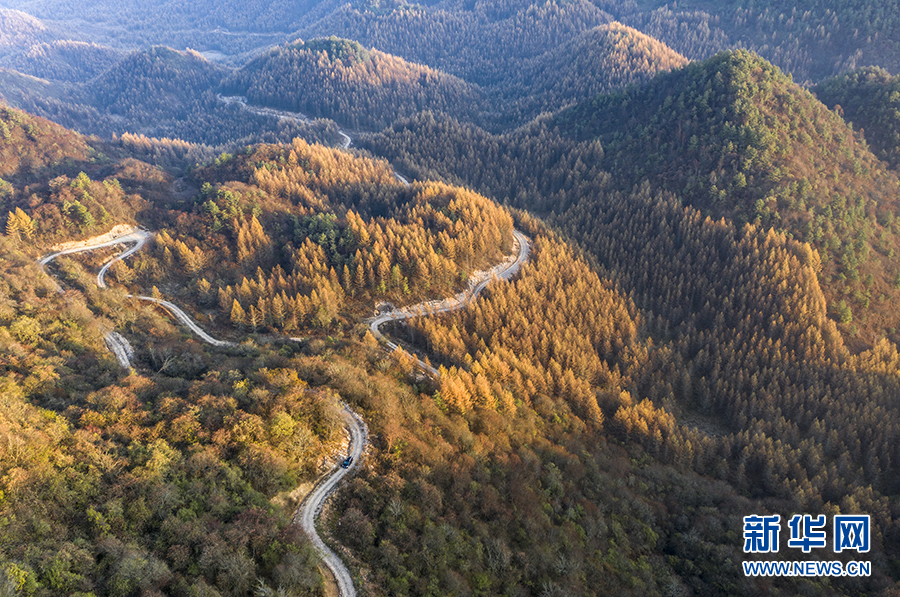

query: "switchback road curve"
xmin=368 ymin=228 xmax=531 ymax=375
xmin=39 ymin=221 xmax=529 ymax=597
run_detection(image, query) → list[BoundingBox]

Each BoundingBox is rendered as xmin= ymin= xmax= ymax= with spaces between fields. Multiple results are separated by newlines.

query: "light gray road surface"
xmin=39 ymin=230 xmax=151 ymax=266
xmin=96 ymin=232 xmax=151 ymax=288
xmin=368 ymin=229 xmax=530 ymax=375
xmin=39 ymin=228 xmax=152 ymax=367
xmin=39 ymin=227 xmax=234 ymax=357
xmin=294 ymin=405 xmax=367 ymax=597
xmin=104 ymin=331 xmax=134 ymax=368
xmin=129 ymin=295 xmax=236 ymax=347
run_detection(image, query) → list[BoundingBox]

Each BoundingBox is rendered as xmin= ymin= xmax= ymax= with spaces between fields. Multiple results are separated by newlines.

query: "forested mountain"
xmin=367 ymin=51 xmax=900 ymax=347
xmin=298 ymin=0 xmax=900 ymax=90
xmin=0 ymin=102 xmax=92 ymax=184
xmin=815 ymin=67 xmax=900 ymax=170
xmin=1 ymin=46 xmax=342 ymax=149
xmin=5 ymin=40 xmax=124 ymax=82
xmin=5 ymin=1 xmax=900 ymax=595
xmin=490 ymin=22 xmax=687 ymax=125
xmin=623 ymin=0 xmax=900 ymax=83
xmin=0 ymin=104 xmax=339 ymax=596
xmin=0 ymin=9 xmax=121 ymax=83
xmin=0 ymin=104 xmax=513 ymax=595
xmin=222 ymin=37 xmax=482 ymax=130
xmin=299 ymin=0 xmax=614 ymax=86
xmin=9 ymin=101 xmax=898 ymax=596
xmin=553 ymin=51 xmax=900 ymax=345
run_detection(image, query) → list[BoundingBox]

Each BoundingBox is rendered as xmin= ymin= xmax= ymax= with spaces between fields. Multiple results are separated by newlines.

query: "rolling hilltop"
xmin=222 ymin=37 xmax=482 ymax=130
xmin=493 ymin=22 xmax=689 ymax=125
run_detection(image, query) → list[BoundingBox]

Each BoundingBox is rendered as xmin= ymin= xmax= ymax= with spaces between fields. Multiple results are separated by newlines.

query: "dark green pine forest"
xmin=2 ymin=1 xmax=900 ymax=596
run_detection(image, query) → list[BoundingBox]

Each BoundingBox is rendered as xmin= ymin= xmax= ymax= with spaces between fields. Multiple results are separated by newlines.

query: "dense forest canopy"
xmin=3 ymin=0 xmax=900 ymax=595
xmin=221 ymin=37 xmax=482 ymax=130
xmin=815 ymin=66 xmax=900 ymax=170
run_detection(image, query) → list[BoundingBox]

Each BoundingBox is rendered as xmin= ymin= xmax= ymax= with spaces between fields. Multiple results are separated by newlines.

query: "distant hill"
xmin=92 ymin=46 xmax=225 ymax=121
xmin=221 ymin=37 xmax=482 ymax=130
xmin=815 ymin=67 xmax=900 ymax=170
xmin=6 ymin=40 xmax=124 ymax=82
xmin=0 ymin=46 xmax=342 ymax=148
xmin=623 ymin=0 xmax=900 ymax=82
xmin=495 ymin=22 xmax=688 ymax=124
xmin=298 ymin=0 xmax=613 ymax=85
xmin=0 ymin=9 xmax=55 ymax=57
xmin=0 ymin=0 xmax=323 ymax=56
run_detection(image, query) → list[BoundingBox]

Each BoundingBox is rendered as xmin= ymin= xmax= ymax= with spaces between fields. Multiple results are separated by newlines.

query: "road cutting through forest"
xmin=218 ymin=94 xmax=352 ymax=148
xmin=368 ymin=228 xmax=531 ymax=375
xmin=38 ymin=216 xmax=529 ymax=597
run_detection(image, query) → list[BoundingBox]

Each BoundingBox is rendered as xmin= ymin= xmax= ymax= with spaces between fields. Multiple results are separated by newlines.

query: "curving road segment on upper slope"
xmin=368 ymin=228 xmax=530 ymax=375
xmin=39 ymin=228 xmax=235 ymax=363
xmin=95 ymin=231 xmax=151 ymax=288
xmin=128 ymin=295 xmax=236 ymax=347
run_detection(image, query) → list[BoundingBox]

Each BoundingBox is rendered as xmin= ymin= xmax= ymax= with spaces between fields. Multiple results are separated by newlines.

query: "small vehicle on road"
xmin=341 ymin=456 xmax=353 ymax=469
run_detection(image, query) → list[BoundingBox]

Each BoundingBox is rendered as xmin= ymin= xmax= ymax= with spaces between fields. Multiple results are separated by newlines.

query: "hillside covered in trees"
xmin=815 ymin=66 xmax=900 ymax=170
xmin=222 ymin=37 xmax=482 ymax=130
xmin=4 ymin=1 xmax=900 ymax=595
xmin=8 ymin=101 xmax=898 ymax=595
xmin=366 ymin=51 xmax=900 ymax=348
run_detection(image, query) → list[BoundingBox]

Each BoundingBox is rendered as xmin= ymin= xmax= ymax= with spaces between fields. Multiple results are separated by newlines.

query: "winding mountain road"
xmin=37 ymin=210 xmax=528 ymax=597
xmin=129 ymin=295 xmax=236 ymax=347
xmin=96 ymin=231 xmax=151 ymax=288
xmin=295 ymin=405 xmax=367 ymax=597
xmin=39 ymin=228 xmax=236 ymax=365
xmin=368 ymin=228 xmax=530 ymax=375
